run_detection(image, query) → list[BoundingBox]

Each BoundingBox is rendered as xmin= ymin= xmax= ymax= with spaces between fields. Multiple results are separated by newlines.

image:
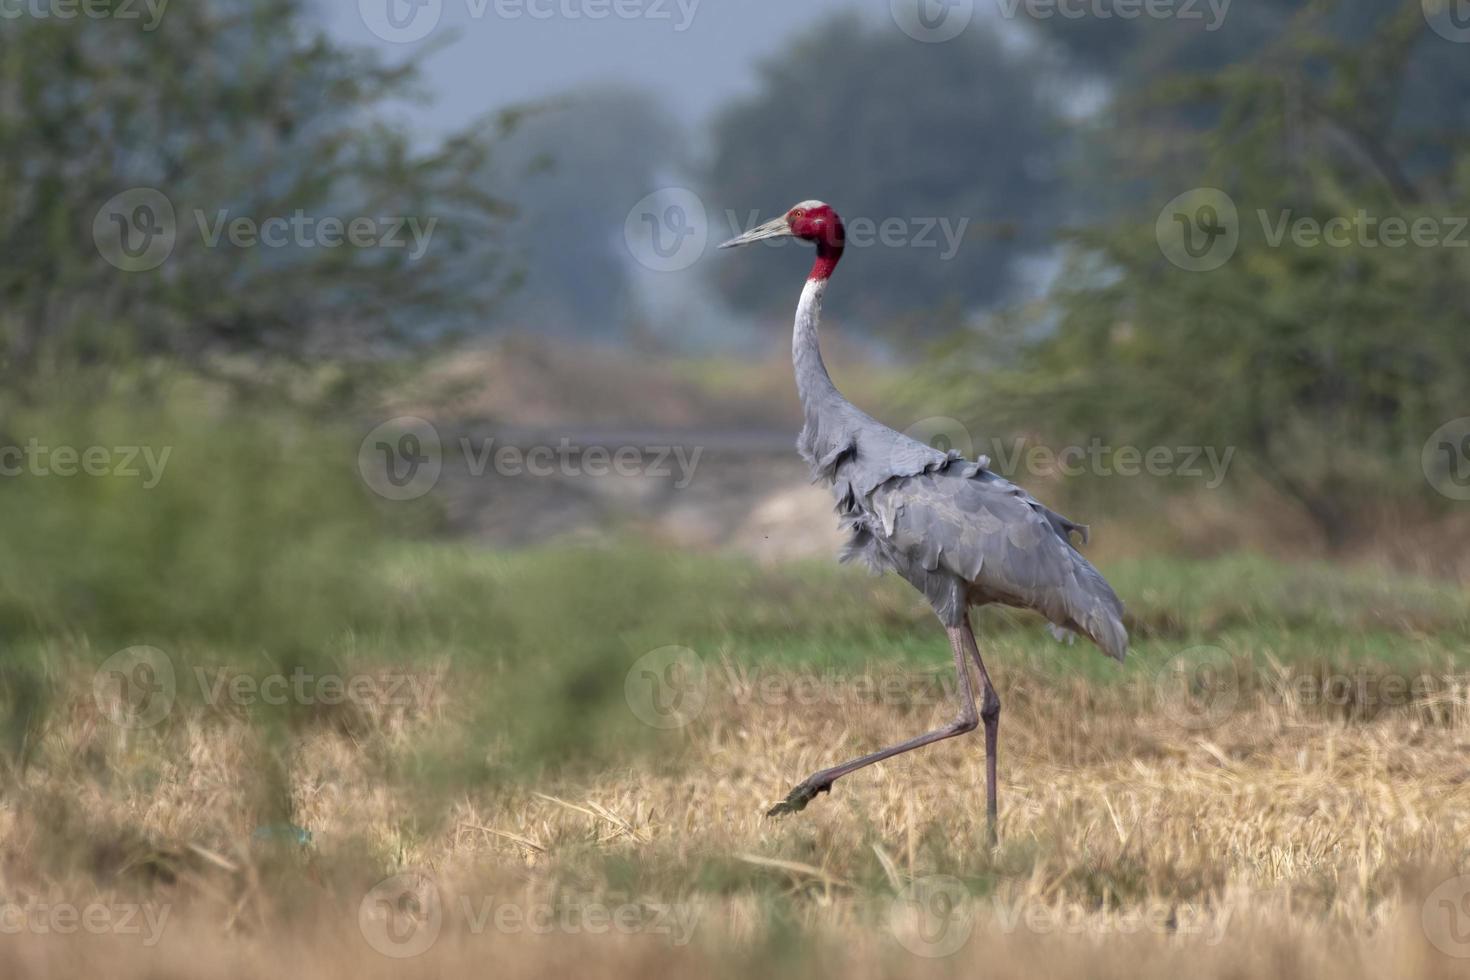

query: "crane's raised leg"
xmin=765 ymin=619 xmax=982 ymax=823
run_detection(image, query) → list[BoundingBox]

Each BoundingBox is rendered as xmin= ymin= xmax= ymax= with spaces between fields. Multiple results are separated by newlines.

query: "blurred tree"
xmin=0 ymin=0 xmax=518 ymax=395
xmin=953 ymin=1 xmax=1470 ymax=547
xmin=702 ymin=14 xmax=1070 ymax=334
xmin=483 ymin=89 xmax=682 ymax=337
xmin=1032 ymin=0 xmax=1470 ymax=215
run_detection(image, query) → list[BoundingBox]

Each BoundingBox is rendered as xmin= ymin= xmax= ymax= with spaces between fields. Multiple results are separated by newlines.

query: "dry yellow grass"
xmin=6 ymin=658 xmax=1470 ymax=978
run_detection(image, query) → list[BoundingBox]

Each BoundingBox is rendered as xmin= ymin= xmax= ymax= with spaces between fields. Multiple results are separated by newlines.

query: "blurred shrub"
xmin=0 ymin=383 xmax=405 ymax=653
xmin=943 ymin=3 xmax=1470 ymax=548
xmin=0 ymin=383 xmax=916 ymax=788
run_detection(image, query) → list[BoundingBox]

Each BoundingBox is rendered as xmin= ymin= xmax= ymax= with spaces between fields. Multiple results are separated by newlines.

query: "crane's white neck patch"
xmin=793 ymin=277 xmax=830 ymax=385
xmin=795 ymin=277 xmax=826 ymax=336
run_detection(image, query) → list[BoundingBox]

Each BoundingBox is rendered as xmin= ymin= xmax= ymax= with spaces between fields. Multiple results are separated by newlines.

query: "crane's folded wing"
xmin=848 ymin=466 xmax=1127 ymax=661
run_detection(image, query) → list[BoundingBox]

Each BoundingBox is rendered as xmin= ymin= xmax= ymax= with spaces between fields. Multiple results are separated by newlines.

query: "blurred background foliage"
xmin=700 ymin=13 xmax=1071 ymax=329
xmin=2 ymin=0 xmax=1470 ymax=781
xmin=0 ymin=0 xmax=517 ymax=391
xmin=3 ymin=1 xmax=1467 ymax=487
xmin=967 ymin=1 xmax=1470 ymax=545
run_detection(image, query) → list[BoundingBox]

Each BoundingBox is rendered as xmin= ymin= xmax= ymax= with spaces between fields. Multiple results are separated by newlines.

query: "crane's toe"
xmin=765 ymin=778 xmax=831 ymax=817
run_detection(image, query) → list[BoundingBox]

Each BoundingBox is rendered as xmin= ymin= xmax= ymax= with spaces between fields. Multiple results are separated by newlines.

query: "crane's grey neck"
xmin=792 ymin=273 xmax=954 ymax=500
xmin=792 ymin=275 xmax=866 ymax=489
xmin=793 ymin=277 xmax=839 ymax=405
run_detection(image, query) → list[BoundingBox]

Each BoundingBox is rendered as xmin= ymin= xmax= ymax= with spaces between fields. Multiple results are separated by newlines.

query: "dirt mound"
xmin=401 ymin=335 xmax=805 ymax=431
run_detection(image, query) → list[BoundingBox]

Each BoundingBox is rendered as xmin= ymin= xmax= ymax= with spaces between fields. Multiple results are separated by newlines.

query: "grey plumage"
xmin=793 ymin=278 xmax=1128 ymax=660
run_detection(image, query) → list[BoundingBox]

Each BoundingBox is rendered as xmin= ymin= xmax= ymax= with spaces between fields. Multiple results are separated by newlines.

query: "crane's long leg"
xmin=957 ymin=617 xmax=1002 ymax=846
xmin=765 ymin=623 xmax=979 ymax=818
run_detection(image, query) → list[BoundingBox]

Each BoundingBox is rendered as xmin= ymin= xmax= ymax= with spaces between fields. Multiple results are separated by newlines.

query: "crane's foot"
xmin=765 ymin=777 xmax=832 ymax=817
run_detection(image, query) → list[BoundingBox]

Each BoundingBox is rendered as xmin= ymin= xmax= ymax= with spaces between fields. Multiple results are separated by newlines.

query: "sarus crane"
xmin=720 ymin=201 xmax=1127 ymax=842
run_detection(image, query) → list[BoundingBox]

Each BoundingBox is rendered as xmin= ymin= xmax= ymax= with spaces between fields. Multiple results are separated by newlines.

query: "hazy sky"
xmin=317 ymin=1 xmax=1039 ymax=346
xmin=320 ymin=1 xmax=967 ymax=136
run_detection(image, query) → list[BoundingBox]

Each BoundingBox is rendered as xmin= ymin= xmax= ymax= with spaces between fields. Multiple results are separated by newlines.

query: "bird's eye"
xmin=790 ymin=209 xmax=804 ymax=218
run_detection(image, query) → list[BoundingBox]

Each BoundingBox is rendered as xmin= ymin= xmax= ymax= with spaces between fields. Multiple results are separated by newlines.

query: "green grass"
xmin=5 ymin=393 xmax=1470 ymax=980
xmin=1 ymin=389 xmax=1466 ymax=787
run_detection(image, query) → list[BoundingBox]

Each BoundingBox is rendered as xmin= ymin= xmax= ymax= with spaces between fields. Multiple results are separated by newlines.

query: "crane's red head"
xmin=719 ymin=200 xmax=846 ymax=281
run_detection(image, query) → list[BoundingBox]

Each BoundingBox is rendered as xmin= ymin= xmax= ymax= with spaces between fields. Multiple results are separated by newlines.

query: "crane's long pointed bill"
xmin=719 ymin=217 xmax=792 ymax=248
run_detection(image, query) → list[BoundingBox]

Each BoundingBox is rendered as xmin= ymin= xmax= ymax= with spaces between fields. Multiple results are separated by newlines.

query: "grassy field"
xmin=3 ymin=396 xmax=1470 ymax=977
xmin=6 ymin=541 xmax=1470 ymax=978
